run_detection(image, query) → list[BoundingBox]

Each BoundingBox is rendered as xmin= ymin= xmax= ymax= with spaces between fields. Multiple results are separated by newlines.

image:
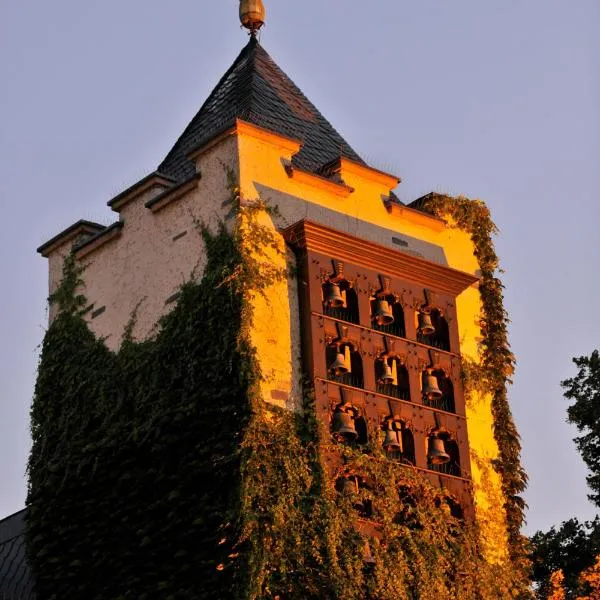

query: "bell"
xmin=383 ymin=424 xmax=402 ymax=453
xmin=379 ymin=360 xmax=395 ymax=385
xmin=323 ymin=282 xmax=345 ymax=308
xmin=363 ymin=540 xmax=376 ymax=566
xmin=332 ymin=409 xmax=358 ymax=442
xmin=422 ymin=371 xmax=443 ymax=400
xmin=374 ymin=299 xmax=394 ymax=326
xmin=239 ymin=0 xmax=266 ymax=32
xmin=329 ymin=352 xmax=349 ymax=376
xmin=418 ymin=312 xmax=435 ymax=336
xmin=427 ymin=437 xmax=451 ymax=465
xmin=341 ymin=477 xmax=358 ymax=497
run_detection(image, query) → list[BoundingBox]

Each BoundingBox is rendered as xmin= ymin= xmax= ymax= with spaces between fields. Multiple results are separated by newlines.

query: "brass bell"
xmin=374 ymin=299 xmax=394 ymax=326
xmin=363 ymin=540 xmax=376 ymax=566
xmin=427 ymin=437 xmax=451 ymax=465
xmin=332 ymin=409 xmax=358 ymax=442
xmin=378 ymin=360 xmax=395 ymax=385
xmin=342 ymin=476 xmax=358 ymax=497
xmin=239 ymin=0 xmax=266 ymax=32
xmin=329 ymin=351 xmax=349 ymax=376
xmin=323 ymin=282 xmax=345 ymax=308
xmin=383 ymin=423 xmax=402 ymax=453
xmin=418 ymin=311 xmax=435 ymax=336
xmin=422 ymin=370 xmax=443 ymax=400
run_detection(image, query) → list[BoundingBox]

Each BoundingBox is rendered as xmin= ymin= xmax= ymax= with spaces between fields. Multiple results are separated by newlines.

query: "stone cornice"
xmin=37 ymin=220 xmax=106 ymax=257
xmin=383 ymin=198 xmax=447 ymax=232
xmin=75 ymin=221 xmax=124 ymax=259
xmin=145 ymin=172 xmax=202 ymax=213
xmin=283 ymin=219 xmax=478 ymax=296
xmin=108 ymin=172 xmax=176 ymax=212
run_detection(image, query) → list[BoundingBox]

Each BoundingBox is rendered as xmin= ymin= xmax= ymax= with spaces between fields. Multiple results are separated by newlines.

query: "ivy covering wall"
xmin=420 ymin=193 xmax=530 ymax=582
xmin=27 ymin=191 xmax=531 ymax=598
xmin=27 ymin=227 xmax=253 ymax=599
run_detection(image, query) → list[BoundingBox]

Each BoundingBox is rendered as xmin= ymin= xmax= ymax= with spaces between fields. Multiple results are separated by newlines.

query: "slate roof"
xmin=158 ymin=36 xmax=365 ymax=182
xmin=0 ymin=510 xmax=35 ymax=599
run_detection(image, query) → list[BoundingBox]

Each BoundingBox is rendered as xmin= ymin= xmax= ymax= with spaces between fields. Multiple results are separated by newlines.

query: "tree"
xmin=547 ymin=570 xmax=566 ymax=600
xmin=530 ymin=518 xmax=600 ymax=598
xmin=561 ymin=350 xmax=600 ymax=507
xmin=577 ymin=555 xmax=600 ymax=599
xmin=530 ymin=350 xmax=600 ymax=598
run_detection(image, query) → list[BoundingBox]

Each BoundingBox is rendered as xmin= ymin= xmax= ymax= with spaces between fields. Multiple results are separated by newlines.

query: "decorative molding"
xmin=75 ymin=222 xmax=124 ymax=259
xmin=383 ymin=198 xmax=447 ymax=232
xmin=146 ymin=173 xmax=201 ymax=212
xmin=108 ymin=172 xmax=175 ymax=212
xmin=37 ymin=220 xmax=106 ymax=257
xmin=283 ymin=162 xmax=355 ymax=197
xmin=284 ymin=220 xmax=479 ymax=297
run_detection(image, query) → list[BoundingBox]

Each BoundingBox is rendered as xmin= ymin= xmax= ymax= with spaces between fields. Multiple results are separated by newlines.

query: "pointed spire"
xmin=157 ymin=35 xmax=364 ymax=182
xmin=239 ymin=0 xmax=266 ymax=35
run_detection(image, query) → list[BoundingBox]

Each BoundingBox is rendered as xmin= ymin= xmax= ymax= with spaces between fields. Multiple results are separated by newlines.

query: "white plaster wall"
xmin=46 ymin=137 xmax=239 ymax=350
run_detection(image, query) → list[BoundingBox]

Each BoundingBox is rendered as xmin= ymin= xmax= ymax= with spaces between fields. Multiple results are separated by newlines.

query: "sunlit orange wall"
xmin=234 ymin=121 xmax=509 ymax=563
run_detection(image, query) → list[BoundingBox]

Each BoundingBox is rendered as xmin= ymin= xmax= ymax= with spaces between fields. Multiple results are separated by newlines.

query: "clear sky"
xmin=0 ymin=1 xmax=598 ymax=535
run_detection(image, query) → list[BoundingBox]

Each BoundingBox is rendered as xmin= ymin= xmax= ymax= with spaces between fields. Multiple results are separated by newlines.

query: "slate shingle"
xmin=158 ymin=36 xmax=364 ymax=181
xmin=0 ymin=511 xmax=35 ymax=599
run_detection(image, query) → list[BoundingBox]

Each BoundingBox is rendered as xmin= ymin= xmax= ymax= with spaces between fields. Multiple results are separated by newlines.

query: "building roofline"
xmin=282 ymin=219 xmax=479 ymax=296
xmin=37 ymin=220 xmax=106 ymax=257
xmin=329 ymin=156 xmax=401 ymax=188
xmin=0 ymin=508 xmax=26 ymax=528
xmin=74 ymin=221 xmax=124 ymax=258
xmin=0 ymin=509 xmax=26 ymax=545
xmin=145 ymin=172 xmax=202 ymax=212
xmin=108 ymin=171 xmax=176 ymax=211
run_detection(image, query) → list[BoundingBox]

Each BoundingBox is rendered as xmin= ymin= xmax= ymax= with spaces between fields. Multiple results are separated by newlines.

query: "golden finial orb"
xmin=239 ymin=0 xmax=266 ymax=35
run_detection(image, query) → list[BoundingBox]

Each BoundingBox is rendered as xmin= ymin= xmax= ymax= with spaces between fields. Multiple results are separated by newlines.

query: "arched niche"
xmin=322 ymin=280 xmax=359 ymax=324
xmin=326 ymin=344 xmax=364 ymax=389
xmin=427 ymin=432 xmax=461 ymax=477
xmin=370 ymin=297 xmax=406 ymax=338
xmin=416 ymin=308 xmax=450 ymax=351
xmin=422 ymin=368 xmax=455 ymax=413
xmin=400 ymin=429 xmax=416 ymax=465
xmin=375 ymin=357 xmax=411 ymax=401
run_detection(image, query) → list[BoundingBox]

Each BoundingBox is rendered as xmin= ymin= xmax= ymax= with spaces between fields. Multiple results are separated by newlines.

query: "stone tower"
xmin=4 ymin=8 xmax=528 ymax=599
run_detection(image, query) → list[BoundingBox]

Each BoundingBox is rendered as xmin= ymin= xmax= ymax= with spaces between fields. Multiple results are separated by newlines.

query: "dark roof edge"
xmin=182 ymin=119 xmax=239 ymax=164
xmin=37 ymin=220 xmax=106 ymax=256
xmin=157 ymin=38 xmax=257 ymax=176
xmin=407 ymin=192 xmax=444 ymax=212
xmin=73 ymin=221 xmax=124 ymax=253
xmin=186 ymin=117 xmax=303 ymax=165
xmin=145 ymin=172 xmax=202 ymax=210
xmin=0 ymin=509 xmax=26 ymax=544
xmin=0 ymin=508 xmax=26 ymax=527
xmin=107 ymin=171 xmax=176 ymax=208
xmin=319 ymin=156 xmax=400 ymax=185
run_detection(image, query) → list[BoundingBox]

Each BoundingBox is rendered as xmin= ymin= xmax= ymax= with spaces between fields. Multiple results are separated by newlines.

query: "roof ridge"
xmin=242 ymin=36 xmax=259 ymax=122
xmin=157 ymin=38 xmax=364 ymax=181
xmin=157 ymin=38 xmax=256 ymax=176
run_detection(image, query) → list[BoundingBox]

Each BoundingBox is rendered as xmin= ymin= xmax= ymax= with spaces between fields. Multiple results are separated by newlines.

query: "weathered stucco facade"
xmin=42 ymin=137 xmax=239 ymax=346
xmin=36 ymin=26 xmax=516 ymax=571
xmin=39 ymin=118 xmax=510 ymax=563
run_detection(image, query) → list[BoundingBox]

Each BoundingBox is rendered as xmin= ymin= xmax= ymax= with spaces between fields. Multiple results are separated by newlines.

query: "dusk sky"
xmin=1 ymin=1 xmax=598 ymax=535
